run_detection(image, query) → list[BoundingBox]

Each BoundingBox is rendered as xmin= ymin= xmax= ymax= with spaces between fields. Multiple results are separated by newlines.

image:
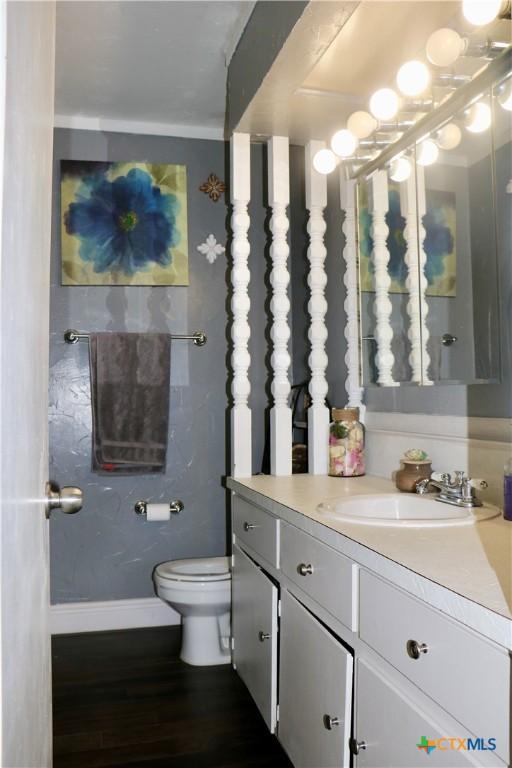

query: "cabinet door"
xmin=279 ymin=590 xmax=353 ymax=768
xmin=232 ymin=544 xmax=278 ymax=732
xmin=355 ymin=659 xmax=504 ymax=767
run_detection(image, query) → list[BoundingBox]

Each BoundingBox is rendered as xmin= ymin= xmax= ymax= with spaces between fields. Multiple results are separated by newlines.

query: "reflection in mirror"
xmin=357 ymin=170 xmax=414 ymax=387
xmin=417 ymin=85 xmax=500 ymax=385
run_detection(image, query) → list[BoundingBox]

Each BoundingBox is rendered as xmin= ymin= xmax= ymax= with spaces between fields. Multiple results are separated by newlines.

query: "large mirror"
xmin=356 ymin=71 xmax=507 ymax=387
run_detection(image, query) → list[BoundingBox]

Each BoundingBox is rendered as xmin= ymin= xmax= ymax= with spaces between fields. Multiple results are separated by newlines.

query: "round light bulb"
xmin=426 ymin=28 xmax=466 ymax=67
xmin=436 ymin=122 xmax=462 ymax=150
xmin=389 ymin=156 xmax=412 ymax=182
xmin=312 ymin=148 xmax=337 ymax=175
xmin=465 ymin=101 xmax=492 ymax=133
xmin=347 ymin=110 xmax=378 ymax=139
xmin=396 ymin=60 xmax=431 ymax=97
xmin=416 ymin=139 xmax=439 ymax=166
xmin=462 ymin=0 xmax=502 ymax=25
xmin=331 ymin=129 xmax=359 ymax=158
xmin=498 ymin=80 xmax=512 ymax=111
xmin=369 ymin=88 xmax=400 ymax=121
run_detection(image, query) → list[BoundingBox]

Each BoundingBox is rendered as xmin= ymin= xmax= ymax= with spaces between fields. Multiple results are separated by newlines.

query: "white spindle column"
xmin=371 ymin=170 xmax=397 ymax=386
xmin=400 ymin=173 xmax=431 ymax=384
xmin=340 ymin=173 xmax=365 ymax=418
xmin=230 ymin=133 xmax=252 ymax=477
xmin=268 ymin=136 xmax=292 ymax=475
xmin=416 ymin=165 xmax=432 ymax=384
xmin=305 ymin=141 xmax=329 ymax=475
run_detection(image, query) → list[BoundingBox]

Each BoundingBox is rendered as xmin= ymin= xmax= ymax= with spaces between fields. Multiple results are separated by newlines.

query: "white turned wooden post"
xmin=400 ymin=173 xmax=431 ymax=384
xmin=415 ymin=165 xmax=432 ymax=384
xmin=305 ymin=141 xmax=329 ymax=475
xmin=230 ymin=133 xmax=252 ymax=477
xmin=340 ymin=173 xmax=365 ymax=419
xmin=371 ymin=170 xmax=397 ymax=386
xmin=268 ymin=136 xmax=292 ymax=475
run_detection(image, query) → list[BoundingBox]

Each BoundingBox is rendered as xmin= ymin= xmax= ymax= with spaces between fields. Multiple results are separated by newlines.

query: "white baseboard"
xmin=50 ymin=597 xmax=180 ymax=635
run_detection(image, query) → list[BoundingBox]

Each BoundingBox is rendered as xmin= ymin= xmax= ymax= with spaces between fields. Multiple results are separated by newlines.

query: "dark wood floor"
xmin=52 ymin=626 xmax=293 ymax=768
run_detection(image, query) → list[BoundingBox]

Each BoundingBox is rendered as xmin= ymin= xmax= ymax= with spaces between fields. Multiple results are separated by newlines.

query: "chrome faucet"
xmin=415 ymin=471 xmax=488 ymax=508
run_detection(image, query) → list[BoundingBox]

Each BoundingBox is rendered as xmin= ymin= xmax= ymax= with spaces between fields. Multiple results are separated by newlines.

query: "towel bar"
xmin=64 ymin=329 xmax=207 ymax=347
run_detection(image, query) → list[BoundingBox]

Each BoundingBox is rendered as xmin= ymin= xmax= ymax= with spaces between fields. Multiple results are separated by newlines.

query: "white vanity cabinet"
xmin=354 ymin=659 xmax=503 ymax=767
xmin=230 ymin=489 xmax=510 ymax=768
xmin=231 ymin=543 xmax=279 ymax=732
xmin=278 ymin=590 xmax=353 ymax=768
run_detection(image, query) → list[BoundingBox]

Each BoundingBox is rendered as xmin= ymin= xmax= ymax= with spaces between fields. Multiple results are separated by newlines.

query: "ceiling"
xmin=55 ymin=1 xmax=255 ymax=138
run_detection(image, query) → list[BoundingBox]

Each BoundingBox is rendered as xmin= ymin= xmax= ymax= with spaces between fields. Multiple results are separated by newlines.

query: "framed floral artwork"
xmin=60 ymin=160 xmax=189 ymax=285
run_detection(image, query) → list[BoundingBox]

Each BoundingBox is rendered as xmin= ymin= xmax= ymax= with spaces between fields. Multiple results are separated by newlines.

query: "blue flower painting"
xmin=61 ymin=161 xmax=188 ymax=285
xmin=358 ymin=183 xmax=456 ymax=297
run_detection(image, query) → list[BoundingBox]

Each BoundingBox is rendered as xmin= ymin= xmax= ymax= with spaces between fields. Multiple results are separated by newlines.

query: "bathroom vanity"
xmin=227 ymin=474 xmax=512 ymax=768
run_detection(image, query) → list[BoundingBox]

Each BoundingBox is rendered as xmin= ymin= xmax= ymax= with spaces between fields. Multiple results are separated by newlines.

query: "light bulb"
xmin=436 ymin=123 xmax=462 ymax=150
xmin=462 ymin=0 xmax=502 ymax=25
xmin=369 ymin=88 xmax=400 ymax=121
xmin=389 ymin=156 xmax=412 ymax=182
xmin=331 ymin=129 xmax=359 ymax=158
xmin=396 ymin=60 xmax=431 ymax=97
xmin=426 ymin=28 xmax=466 ymax=67
xmin=465 ymin=101 xmax=492 ymax=133
xmin=416 ymin=139 xmax=439 ymax=166
xmin=347 ymin=111 xmax=378 ymax=139
xmin=498 ymin=80 xmax=512 ymax=111
xmin=312 ymin=148 xmax=337 ymax=175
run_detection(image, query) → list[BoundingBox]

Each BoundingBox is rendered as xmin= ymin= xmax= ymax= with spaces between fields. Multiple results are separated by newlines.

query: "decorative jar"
xmin=328 ymin=407 xmax=365 ymax=477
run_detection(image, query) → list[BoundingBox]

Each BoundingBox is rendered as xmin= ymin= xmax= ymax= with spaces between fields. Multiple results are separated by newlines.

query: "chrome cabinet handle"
xmin=323 ymin=714 xmax=341 ymax=730
xmin=349 ymin=738 xmax=367 ymax=755
xmin=258 ymin=631 xmax=270 ymax=642
xmin=407 ymin=639 xmax=429 ymax=659
xmin=243 ymin=522 xmax=257 ymax=531
xmin=298 ymin=562 xmax=314 ymax=576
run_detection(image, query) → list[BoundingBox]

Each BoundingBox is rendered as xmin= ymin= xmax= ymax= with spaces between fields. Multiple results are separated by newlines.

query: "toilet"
xmin=154 ymin=556 xmax=231 ymax=666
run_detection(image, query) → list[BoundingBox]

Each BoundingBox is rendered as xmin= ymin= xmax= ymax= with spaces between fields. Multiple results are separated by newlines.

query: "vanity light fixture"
xmin=416 ymin=138 xmax=440 ymax=166
xmin=435 ymin=122 xmax=463 ymax=149
xmin=347 ymin=111 xmax=379 ymax=139
xmin=426 ymin=28 xmax=466 ymax=67
xmin=464 ymin=100 xmax=492 ymax=131
xmin=462 ymin=0 xmax=505 ymax=26
xmin=396 ymin=60 xmax=431 ymax=97
xmin=369 ymin=88 xmax=400 ymax=121
xmin=497 ymin=78 xmax=512 ymax=110
xmin=331 ymin=129 xmax=359 ymax=157
xmin=389 ymin=156 xmax=412 ymax=182
xmin=312 ymin=148 xmax=337 ymax=175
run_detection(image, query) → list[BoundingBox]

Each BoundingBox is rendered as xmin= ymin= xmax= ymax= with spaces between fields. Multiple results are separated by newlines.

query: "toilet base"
xmin=180 ymin=613 xmax=231 ymax=666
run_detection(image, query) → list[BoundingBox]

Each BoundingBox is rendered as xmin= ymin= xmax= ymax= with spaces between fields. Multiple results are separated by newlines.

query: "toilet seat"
xmin=155 ymin=556 xmax=230 ymax=583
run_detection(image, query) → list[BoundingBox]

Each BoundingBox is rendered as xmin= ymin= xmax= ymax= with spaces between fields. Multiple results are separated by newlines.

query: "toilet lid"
xmin=155 ymin=556 xmax=231 ymax=583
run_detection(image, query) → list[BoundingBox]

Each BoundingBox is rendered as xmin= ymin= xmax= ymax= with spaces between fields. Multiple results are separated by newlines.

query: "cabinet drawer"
xmin=281 ymin=522 xmax=358 ymax=631
xmin=359 ymin=570 xmax=509 ymax=764
xmin=233 ymin=496 xmax=279 ymax=568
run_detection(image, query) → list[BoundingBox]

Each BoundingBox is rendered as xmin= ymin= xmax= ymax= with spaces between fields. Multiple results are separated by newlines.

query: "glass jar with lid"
xmin=328 ymin=407 xmax=365 ymax=477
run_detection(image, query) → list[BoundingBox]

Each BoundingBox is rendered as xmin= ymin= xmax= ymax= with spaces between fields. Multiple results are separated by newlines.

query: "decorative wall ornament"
xmin=199 ymin=173 xmax=226 ymax=202
xmin=61 ymin=160 xmax=188 ymax=286
xmin=197 ymin=234 xmax=225 ymax=264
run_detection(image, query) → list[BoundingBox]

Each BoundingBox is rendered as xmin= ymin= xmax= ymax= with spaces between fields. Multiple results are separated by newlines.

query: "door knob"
xmin=45 ymin=482 xmax=83 ymax=519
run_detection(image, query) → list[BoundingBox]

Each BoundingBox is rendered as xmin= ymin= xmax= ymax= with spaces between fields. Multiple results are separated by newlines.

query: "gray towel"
xmin=89 ymin=332 xmax=170 ymax=474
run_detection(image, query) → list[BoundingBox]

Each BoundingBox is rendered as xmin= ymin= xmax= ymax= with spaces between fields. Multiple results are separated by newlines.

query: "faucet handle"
xmin=469 ymin=478 xmax=488 ymax=491
xmin=431 ymin=471 xmax=451 ymax=484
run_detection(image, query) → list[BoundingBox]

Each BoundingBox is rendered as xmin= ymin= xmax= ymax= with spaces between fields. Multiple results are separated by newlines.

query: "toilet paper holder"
xmin=134 ymin=500 xmax=184 ymax=516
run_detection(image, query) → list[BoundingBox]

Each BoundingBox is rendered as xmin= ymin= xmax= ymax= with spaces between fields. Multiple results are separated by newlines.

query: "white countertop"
xmin=228 ymin=474 xmax=512 ymax=648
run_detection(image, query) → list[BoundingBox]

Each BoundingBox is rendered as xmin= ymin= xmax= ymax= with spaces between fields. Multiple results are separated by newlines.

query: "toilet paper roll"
xmin=146 ymin=503 xmax=170 ymax=522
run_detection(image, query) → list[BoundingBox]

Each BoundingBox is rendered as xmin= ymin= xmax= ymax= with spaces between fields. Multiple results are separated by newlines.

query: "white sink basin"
xmin=316 ymin=493 xmax=500 ymax=527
